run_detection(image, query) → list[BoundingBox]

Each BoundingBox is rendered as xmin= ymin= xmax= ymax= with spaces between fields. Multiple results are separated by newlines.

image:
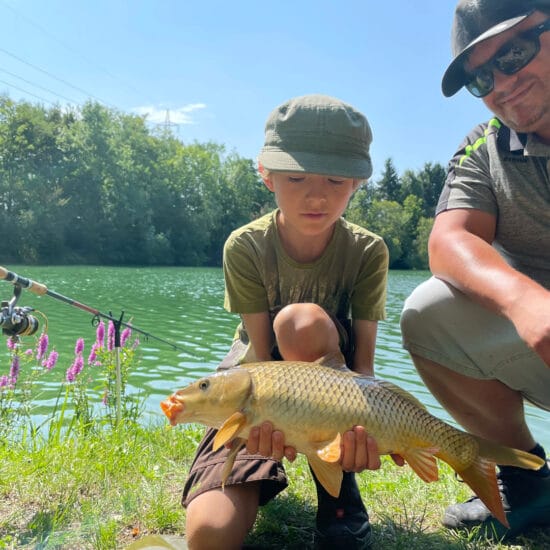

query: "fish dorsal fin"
xmin=213 ymin=411 xmax=249 ymax=451
xmin=376 ymin=379 xmax=428 ymax=410
xmin=403 ymin=446 xmax=440 ymax=482
xmin=308 ymin=453 xmax=343 ymax=498
xmin=316 ymin=433 xmax=342 ymax=463
xmin=317 ymin=351 xmax=348 ymax=370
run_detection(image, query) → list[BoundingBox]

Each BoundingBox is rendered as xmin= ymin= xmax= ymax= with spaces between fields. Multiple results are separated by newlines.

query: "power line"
xmin=0 ymin=77 xmax=57 ymax=106
xmin=0 ymin=45 xmax=115 ymax=108
xmin=0 ymin=0 xmax=159 ymax=107
xmin=0 ymin=67 xmax=79 ymax=105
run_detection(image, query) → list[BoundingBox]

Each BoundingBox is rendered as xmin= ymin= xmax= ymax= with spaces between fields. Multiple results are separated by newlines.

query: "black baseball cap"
xmin=442 ymin=0 xmax=550 ymax=97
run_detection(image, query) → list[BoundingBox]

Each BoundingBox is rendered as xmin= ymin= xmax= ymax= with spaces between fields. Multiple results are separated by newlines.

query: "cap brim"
xmin=258 ymin=149 xmax=373 ymax=179
xmin=442 ymin=14 xmax=529 ymax=97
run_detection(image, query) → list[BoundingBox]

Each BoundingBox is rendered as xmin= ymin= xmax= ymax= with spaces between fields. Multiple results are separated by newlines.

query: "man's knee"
xmin=400 ymin=278 xmax=446 ymax=343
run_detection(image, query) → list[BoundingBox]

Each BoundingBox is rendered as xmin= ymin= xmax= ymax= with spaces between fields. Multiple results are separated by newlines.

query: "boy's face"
xmin=263 ymin=171 xmax=359 ymax=238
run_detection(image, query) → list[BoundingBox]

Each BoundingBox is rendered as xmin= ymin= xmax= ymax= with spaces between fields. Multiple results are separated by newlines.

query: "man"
xmin=400 ymin=0 xmax=550 ymax=540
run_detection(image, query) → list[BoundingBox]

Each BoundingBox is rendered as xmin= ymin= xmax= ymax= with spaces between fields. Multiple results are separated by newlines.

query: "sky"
xmin=0 ymin=0 xmax=494 ymax=180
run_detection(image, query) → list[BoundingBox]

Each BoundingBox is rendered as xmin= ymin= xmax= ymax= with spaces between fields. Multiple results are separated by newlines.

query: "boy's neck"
xmin=276 ymin=211 xmax=336 ymax=263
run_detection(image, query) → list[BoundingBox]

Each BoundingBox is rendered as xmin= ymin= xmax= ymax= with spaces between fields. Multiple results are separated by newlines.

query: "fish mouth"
xmin=160 ymin=394 xmax=185 ymax=426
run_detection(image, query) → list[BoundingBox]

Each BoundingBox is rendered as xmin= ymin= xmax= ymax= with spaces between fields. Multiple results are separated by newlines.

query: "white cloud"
xmin=133 ymin=103 xmax=207 ymax=125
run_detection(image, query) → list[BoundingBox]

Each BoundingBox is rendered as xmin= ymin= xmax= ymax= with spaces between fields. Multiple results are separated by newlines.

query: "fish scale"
xmin=247 ymin=361 xmax=475 ymax=468
xmin=161 ymin=352 xmax=545 ymax=528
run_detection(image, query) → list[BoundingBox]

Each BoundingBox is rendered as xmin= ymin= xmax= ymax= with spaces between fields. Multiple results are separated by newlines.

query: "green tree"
xmin=0 ymin=98 xmax=72 ymax=262
xmin=400 ymin=162 xmax=446 ymax=217
xmin=376 ymin=158 xmax=401 ymax=202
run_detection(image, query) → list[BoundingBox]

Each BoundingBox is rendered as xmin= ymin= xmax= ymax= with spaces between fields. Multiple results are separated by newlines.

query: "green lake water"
xmin=1 ymin=265 xmax=548 ymax=449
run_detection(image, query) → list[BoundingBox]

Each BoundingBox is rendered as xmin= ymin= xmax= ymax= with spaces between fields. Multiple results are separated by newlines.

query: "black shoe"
xmin=311 ymin=469 xmax=372 ymax=549
xmin=443 ymin=459 xmax=550 ymax=539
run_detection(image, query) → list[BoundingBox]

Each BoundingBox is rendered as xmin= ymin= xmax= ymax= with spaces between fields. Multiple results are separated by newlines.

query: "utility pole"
xmin=163 ymin=109 xmax=179 ymax=135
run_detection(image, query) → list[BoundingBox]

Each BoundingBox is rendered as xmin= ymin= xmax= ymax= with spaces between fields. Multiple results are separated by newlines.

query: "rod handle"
xmin=0 ymin=266 xmax=48 ymax=295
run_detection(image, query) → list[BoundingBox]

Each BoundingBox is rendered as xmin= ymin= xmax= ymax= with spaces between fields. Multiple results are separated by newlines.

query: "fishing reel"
xmin=0 ymin=285 xmax=39 ymax=337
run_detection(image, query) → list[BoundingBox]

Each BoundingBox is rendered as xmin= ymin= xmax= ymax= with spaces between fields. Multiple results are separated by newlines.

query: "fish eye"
xmin=198 ymin=379 xmax=210 ymax=391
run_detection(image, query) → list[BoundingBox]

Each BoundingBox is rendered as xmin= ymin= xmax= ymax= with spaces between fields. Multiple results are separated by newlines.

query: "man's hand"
xmin=340 ymin=425 xmax=405 ymax=472
xmin=246 ymin=421 xmax=297 ymax=462
xmin=508 ymin=287 xmax=550 ymax=368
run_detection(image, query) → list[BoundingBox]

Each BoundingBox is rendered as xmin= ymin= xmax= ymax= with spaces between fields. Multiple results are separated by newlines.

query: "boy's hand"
xmin=246 ymin=421 xmax=297 ymax=462
xmin=340 ymin=425 xmax=405 ymax=472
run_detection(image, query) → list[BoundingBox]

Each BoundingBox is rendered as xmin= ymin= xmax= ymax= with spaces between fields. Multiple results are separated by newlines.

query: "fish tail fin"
xmin=457 ymin=457 xmax=508 ymax=528
xmin=473 ymin=435 xmax=545 ymax=470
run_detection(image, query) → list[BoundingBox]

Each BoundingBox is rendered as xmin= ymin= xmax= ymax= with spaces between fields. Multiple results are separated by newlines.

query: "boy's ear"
xmin=263 ymin=176 xmax=275 ymax=192
xmin=258 ymin=162 xmax=275 ymax=191
xmin=352 ymin=179 xmax=365 ymax=191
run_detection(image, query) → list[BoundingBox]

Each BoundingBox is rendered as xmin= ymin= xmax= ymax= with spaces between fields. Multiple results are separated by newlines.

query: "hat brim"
xmin=442 ymin=14 xmax=529 ymax=97
xmin=258 ymin=149 xmax=372 ymax=179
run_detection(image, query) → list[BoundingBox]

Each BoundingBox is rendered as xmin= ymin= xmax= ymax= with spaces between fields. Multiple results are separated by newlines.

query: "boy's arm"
xmin=351 ymin=319 xmax=377 ymax=376
xmin=240 ymin=311 xmax=274 ymax=361
xmin=241 ymin=310 xmax=297 ymax=461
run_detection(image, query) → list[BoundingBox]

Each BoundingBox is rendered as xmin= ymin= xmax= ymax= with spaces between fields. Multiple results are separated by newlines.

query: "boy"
xmin=183 ymin=94 xmax=389 ymax=549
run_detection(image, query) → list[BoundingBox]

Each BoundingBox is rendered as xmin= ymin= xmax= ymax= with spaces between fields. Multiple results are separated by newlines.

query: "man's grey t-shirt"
xmin=437 ymin=118 xmax=550 ymax=289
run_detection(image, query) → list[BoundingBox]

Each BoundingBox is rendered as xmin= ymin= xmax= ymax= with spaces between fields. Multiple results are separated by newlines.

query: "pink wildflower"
xmin=25 ymin=348 xmax=33 ymax=356
xmin=0 ymin=375 xmax=8 ymax=388
xmin=66 ymin=367 xmax=76 ymax=383
xmin=121 ymin=327 xmax=132 ymax=347
xmin=75 ymin=337 xmax=85 ymax=355
xmin=96 ymin=321 xmax=105 ymax=348
xmin=36 ymin=333 xmax=49 ymax=361
xmin=107 ymin=321 xmax=115 ymax=351
xmin=7 ymin=337 xmax=16 ymax=350
xmin=8 ymin=355 xmax=20 ymax=387
xmin=43 ymin=350 xmax=58 ymax=371
xmin=72 ymin=355 xmax=84 ymax=377
xmin=65 ymin=354 xmax=84 ymax=382
xmin=88 ymin=342 xmax=100 ymax=365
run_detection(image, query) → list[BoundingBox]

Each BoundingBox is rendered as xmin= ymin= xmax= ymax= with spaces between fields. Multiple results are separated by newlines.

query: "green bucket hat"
xmin=258 ymin=94 xmax=373 ymax=179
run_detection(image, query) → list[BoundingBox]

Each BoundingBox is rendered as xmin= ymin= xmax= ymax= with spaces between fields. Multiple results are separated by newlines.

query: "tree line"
xmin=0 ymin=96 xmax=446 ymax=269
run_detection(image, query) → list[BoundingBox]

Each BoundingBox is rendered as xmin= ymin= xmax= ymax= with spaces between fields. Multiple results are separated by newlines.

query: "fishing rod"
xmin=0 ymin=265 xmax=185 ymax=352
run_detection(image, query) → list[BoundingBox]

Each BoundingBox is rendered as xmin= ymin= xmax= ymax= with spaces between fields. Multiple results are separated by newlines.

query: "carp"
xmin=161 ymin=352 xmax=544 ymax=527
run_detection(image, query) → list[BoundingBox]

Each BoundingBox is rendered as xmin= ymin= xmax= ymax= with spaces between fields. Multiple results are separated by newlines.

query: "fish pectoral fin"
xmin=316 ymin=433 xmax=342 ymax=463
xmin=213 ymin=411 xmax=249 ymax=451
xmin=221 ymin=438 xmax=246 ymax=491
xmin=403 ymin=446 xmax=440 ymax=482
xmin=308 ymin=453 xmax=343 ymax=498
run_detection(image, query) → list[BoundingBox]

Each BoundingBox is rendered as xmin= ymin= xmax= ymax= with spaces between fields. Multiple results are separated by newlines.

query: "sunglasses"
xmin=465 ymin=18 xmax=550 ymax=98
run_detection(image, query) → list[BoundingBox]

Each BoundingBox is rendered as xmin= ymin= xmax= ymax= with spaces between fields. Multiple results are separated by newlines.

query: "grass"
xmin=1 ymin=423 xmax=549 ymax=549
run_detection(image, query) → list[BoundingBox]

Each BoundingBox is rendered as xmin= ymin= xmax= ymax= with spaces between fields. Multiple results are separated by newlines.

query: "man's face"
xmin=466 ymin=11 xmax=550 ymax=142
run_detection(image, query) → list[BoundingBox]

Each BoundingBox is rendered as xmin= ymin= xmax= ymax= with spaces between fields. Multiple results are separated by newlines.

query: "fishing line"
xmin=0 ymin=265 xmax=185 ymax=352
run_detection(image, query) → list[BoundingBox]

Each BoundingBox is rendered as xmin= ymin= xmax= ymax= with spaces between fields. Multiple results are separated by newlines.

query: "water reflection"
xmin=2 ymin=266 xmax=548 ymax=449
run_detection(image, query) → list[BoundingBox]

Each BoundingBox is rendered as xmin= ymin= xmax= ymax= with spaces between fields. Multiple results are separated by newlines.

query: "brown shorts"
xmin=182 ymin=427 xmax=288 ymax=507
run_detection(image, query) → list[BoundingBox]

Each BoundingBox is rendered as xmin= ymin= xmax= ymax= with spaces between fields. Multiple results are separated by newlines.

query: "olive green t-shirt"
xmin=223 ymin=209 xmax=388 ymax=325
